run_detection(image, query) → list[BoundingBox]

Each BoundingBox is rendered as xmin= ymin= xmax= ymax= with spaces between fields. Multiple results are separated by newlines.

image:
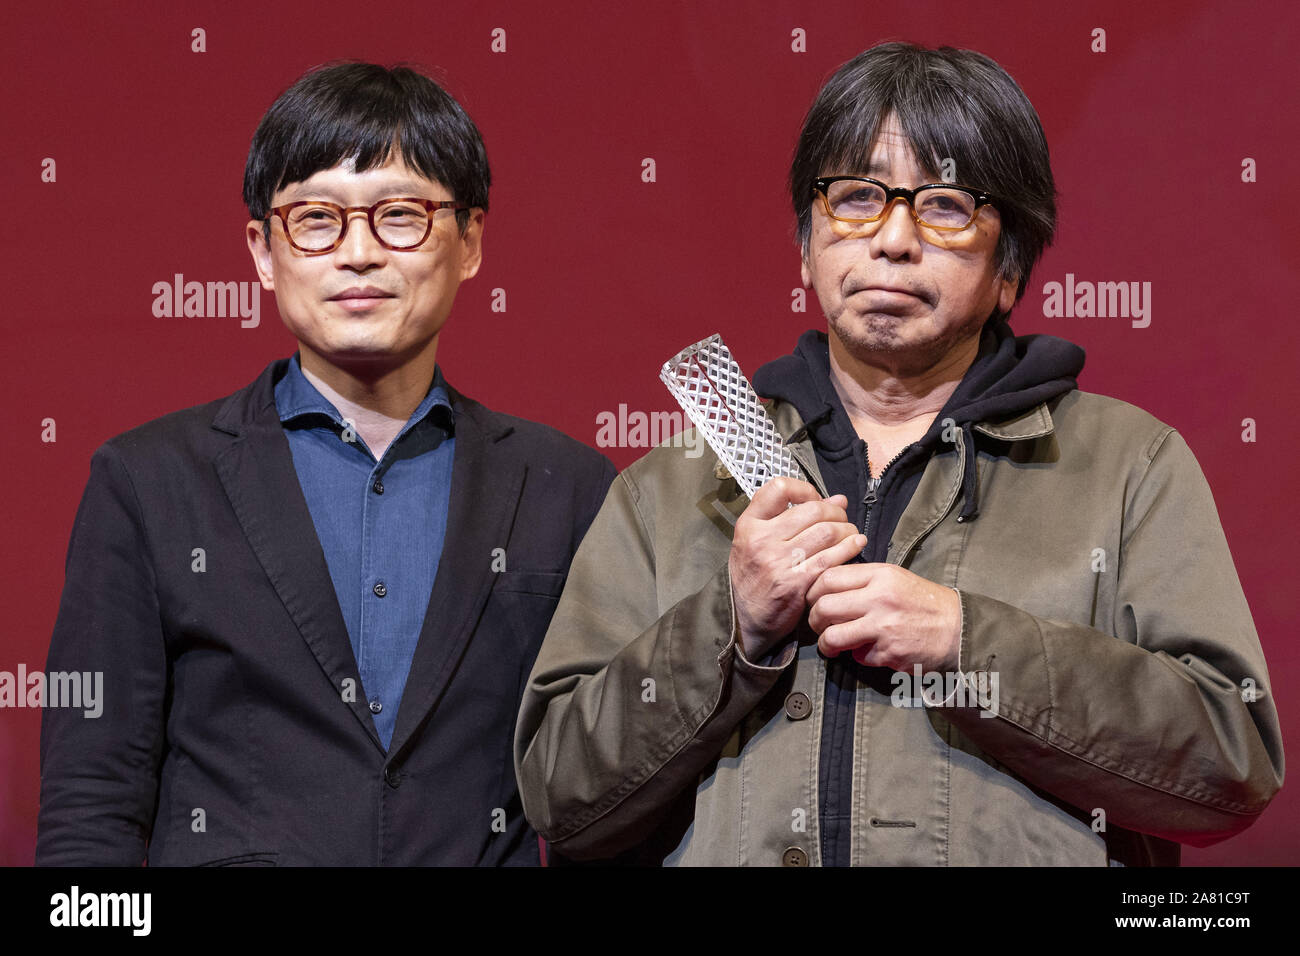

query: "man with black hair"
xmin=37 ymin=62 xmax=616 ymax=866
xmin=515 ymin=42 xmax=1283 ymax=865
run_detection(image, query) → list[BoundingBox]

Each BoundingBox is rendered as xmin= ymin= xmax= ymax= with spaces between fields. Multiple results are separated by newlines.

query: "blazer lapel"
xmin=211 ymin=360 xmax=385 ymax=754
xmin=388 ymin=388 xmax=524 ymax=757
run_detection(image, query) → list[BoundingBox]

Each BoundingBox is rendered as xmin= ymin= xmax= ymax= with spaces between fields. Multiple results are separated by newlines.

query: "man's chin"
xmin=305 ymin=341 xmax=414 ymax=373
xmin=311 ymin=342 xmax=387 ymax=360
xmin=828 ymin=314 xmax=973 ymax=376
xmin=301 ymin=322 xmax=442 ymax=371
xmin=831 ymin=312 xmax=926 ymax=354
xmin=832 ymin=308 xmax=982 ymax=364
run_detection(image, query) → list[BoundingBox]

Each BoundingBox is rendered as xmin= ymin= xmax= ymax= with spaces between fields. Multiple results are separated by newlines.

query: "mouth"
xmin=857 ymin=284 xmax=921 ymax=298
xmin=327 ymin=286 xmax=396 ymax=311
xmin=849 ymin=284 xmax=929 ymax=309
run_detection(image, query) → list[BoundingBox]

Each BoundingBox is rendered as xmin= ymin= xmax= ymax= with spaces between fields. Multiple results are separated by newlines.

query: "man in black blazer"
xmin=36 ymin=62 xmax=616 ymax=866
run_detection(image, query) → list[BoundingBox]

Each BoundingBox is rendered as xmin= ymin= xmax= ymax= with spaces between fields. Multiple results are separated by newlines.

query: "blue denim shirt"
xmin=273 ymin=354 xmax=454 ymax=750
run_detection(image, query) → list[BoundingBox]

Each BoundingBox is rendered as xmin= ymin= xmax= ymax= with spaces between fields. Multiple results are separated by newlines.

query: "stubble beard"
xmin=827 ymin=302 xmax=990 ymax=378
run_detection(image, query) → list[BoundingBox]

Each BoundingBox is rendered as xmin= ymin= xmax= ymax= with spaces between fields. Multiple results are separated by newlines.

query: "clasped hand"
xmin=729 ymin=478 xmax=961 ymax=672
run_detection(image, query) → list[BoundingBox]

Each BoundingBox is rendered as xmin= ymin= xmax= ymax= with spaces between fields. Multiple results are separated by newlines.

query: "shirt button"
xmin=369 ymin=699 xmax=383 ymax=714
xmin=373 ymin=581 xmax=387 ymax=598
xmin=373 ymin=479 xmax=385 ymax=495
xmin=784 ymin=691 xmax=812 ymax=720
xmin=781 ymin=846 xmax=809 ymax=867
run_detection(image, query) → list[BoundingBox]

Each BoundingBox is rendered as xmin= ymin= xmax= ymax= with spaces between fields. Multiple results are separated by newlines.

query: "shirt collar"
xmin=273 ymin=352 xmax=454 ymax=434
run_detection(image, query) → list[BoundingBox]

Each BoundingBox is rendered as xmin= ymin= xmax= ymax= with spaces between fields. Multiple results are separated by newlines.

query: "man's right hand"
xmin=728 ymin=477 xmax=865 ymax=661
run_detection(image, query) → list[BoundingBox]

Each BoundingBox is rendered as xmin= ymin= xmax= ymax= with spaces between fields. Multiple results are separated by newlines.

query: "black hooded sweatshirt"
xmin=751 ymin=318 xmax=1086 ymax=866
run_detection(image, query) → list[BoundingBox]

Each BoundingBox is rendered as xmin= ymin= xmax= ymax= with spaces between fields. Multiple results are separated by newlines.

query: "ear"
xmin=799 ymin=247 xmax=812 ymax=289
xmin=996 ymin=270 xmax=1018 ymax=316
xmin=457 ymin=208 xmax=486 ymax=282
xmin=246 ymin=220 xmax=276 ymax=292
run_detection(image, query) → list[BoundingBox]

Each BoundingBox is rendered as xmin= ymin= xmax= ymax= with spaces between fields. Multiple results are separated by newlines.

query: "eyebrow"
xmin=841 ymin=163 xmax=947 ymax=187
xmin=280 ymin=180 xmax=437 ymax=202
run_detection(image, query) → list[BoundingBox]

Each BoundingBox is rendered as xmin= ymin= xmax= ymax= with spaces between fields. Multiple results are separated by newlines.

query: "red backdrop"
xmin=2 ymin=0 xmax=1296 ymax=865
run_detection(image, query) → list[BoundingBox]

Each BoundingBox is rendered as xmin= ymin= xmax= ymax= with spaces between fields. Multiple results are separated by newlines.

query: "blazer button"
xmin=784 ymin=691 xmax=812 ymax=720
xmin=373 ymin=581 xmax=387 ymax=598
xmin=384 ymin=766 xmax=402 ymax=789
xmin=781 ymin=846 xmax=809 ymax=867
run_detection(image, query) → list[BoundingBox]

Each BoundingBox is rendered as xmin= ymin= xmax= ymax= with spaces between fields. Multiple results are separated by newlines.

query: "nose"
xmin=333 ymin=209 xmax=387 ymax=270
xmin=868 ymin=195 xmax=923 ymax=261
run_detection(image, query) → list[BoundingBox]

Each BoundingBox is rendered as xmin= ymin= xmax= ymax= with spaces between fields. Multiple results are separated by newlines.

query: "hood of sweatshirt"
xmin=751 ymin=318 xmax=1086 ymax=522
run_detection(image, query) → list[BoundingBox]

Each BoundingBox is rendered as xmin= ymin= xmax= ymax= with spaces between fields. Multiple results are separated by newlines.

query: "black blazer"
xmin=36 ymin=358 xmax=616 ymax=866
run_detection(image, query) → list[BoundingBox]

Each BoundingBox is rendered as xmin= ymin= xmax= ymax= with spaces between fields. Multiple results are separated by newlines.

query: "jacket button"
xmin=373 ymin=581 xmax=387 ymax=598
xmin=384 ymin=766 xmax=402 ymax=789
xmin=784 ymin=691 xmax=812 ymax=720
xmin=781 ymin=846 xmax=809 ymax=867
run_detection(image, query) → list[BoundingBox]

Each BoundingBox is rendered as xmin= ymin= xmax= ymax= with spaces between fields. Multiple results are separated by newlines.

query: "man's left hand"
xmin=807 ymin=563 xmax=962 ymax=673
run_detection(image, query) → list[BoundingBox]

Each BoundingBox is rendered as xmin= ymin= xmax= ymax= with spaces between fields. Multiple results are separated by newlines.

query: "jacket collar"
xmin=210 ymin=358 xmax=509 ymax=441
xmin=760 ymin=395 xmax=1056 ymax=528
xmin=973 ymin=403 xmax=1055 ymax=441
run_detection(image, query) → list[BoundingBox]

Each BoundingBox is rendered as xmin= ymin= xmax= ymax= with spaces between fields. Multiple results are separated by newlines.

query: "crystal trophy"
xmin=659 ymin=333 xmax=802 ymax=498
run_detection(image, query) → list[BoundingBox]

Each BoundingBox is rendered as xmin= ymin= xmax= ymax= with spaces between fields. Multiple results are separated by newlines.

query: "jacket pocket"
xmin=493 ymin=569 xmax=566 ymax=598
xmin=195 ymin=852 xmax=279 ymax=867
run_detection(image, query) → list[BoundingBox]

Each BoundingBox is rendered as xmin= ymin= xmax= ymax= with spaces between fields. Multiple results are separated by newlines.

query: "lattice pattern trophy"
xmin=659 ymin=334 xmax=803 ymax=498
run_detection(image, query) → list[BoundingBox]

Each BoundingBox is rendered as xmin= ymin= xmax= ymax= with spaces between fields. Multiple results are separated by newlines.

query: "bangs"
xmin=815 ymin=80 xmax=1003 ymax=193
xmin=244 ymin=62 xmax=490 ymax=223
xmin=272 ymin=109 xmax=447 ymax=198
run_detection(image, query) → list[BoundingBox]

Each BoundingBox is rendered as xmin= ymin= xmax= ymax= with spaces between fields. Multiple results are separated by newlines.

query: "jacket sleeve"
xmin=36 ymin=444 xmax=167 ymax=866
xmin=514 ymin=467 xmax=793 ymax=861
xmin=941 ymin=428 xmax=1284 ymax=847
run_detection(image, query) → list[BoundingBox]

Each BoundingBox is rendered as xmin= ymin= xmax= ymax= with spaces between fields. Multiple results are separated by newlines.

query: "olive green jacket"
xmin=514 ymin=390 xmax=1283 ymax=865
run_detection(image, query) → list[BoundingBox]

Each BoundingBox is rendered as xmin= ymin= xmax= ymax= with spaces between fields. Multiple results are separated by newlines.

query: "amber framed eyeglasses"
xmin=812 ymin=176 xmax=997 ymax=231
xmin=265 ymin=197 xmax=468 ymax=254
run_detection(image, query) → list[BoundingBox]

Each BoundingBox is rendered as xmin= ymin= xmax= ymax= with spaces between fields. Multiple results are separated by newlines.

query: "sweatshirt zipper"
xmin=862 ymin=443 xmax=907 ymax=541
xmin=825 ymin=441 xmax=910 ymax=868
xmin=863 ymin=475 xmax=879 ymax=538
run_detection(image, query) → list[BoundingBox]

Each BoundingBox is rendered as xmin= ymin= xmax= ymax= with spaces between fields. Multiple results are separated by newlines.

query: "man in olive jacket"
xmin=514 ymin=43 xmax=1283 ymax=866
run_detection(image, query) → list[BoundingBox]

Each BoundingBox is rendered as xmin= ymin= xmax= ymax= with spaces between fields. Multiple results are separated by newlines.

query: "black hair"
xmin=790 ymin=42 xmax=1055 ymax=304
xmin=244 ymin=61 xmax=490 ymax=242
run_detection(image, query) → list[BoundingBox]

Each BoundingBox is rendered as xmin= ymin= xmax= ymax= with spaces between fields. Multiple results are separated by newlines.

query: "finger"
xmin=808 ymin=583 xmax=872 ymax=633
xmin=817 ymin=619 xmax=873 ymax=658
xmin=743 ymin=477 xmax=822 ymax=520
xmin=806 ymin=560 xmax=875 ymax=605
xmin=788 ymin=522 xmax=860 ymax=566
xmin=770 ymin=496 xmax=849 ymax=538
xmin=793 ymin=531 xmax=865 ymax=589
